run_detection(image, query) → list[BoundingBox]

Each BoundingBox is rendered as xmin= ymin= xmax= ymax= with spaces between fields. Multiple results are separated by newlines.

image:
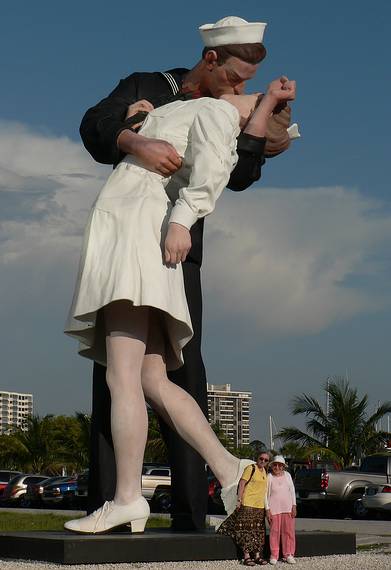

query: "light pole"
xmin=325 ymin=377 xmax=331 ymax=448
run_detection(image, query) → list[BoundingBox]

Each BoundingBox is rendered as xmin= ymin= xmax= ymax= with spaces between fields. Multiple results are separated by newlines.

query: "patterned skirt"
xmin=217 ymin=506 xmax=266 ymax=556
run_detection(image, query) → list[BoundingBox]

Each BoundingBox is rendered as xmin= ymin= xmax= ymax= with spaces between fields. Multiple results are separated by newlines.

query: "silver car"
xmin=1 ymin=473 xmax=49 ymax=505
xmin=362 ymin=484 xmax=391 ymax=516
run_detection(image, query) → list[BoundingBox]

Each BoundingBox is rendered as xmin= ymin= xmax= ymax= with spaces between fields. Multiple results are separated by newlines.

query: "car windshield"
xmin=48 ymin=477 xmax=75 ymax=486
xmin=77 ymin=471 xmax=88 ymax=480
xmin=7 ymin=474 xmax=24 ymax=486
xmin=24 ymin=476 xmax=48 ymax=484
xmin=41 ymin=477 xmax=66 ymax=487
xmin=142 ymin=464 xmax=169 ymax=475
xmin=0 ymin=471 xmax=19 ymax=482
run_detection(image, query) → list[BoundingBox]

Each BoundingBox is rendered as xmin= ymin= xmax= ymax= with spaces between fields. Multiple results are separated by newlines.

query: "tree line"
xmin=1 ymin=379 xmax=389 ymax=474
xmin=0 ymin=409 xmax=260 ymax=475
xmin=278 ymin=378 xmax=391 ymax=467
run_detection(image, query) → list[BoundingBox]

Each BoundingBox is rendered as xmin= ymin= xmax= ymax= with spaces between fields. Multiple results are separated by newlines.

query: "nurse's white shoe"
xmin=64 ymin=496 xmax=150 ymax=534
xmin=220 ymin=459 xmax=255 ymax=516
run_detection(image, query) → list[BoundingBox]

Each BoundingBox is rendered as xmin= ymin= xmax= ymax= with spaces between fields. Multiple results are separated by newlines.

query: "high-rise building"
xmin=0 ymin=391 xmax=33 ymax=434
xmin=207 ymin=383 xmax=252 ymax=447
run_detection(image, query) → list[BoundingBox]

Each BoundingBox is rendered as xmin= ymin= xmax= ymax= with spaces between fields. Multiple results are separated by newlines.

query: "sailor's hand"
xmin=117 ymin=132 xmax=183 ymax=176
xmin=164 ymin=223 xmax=191 ymax=265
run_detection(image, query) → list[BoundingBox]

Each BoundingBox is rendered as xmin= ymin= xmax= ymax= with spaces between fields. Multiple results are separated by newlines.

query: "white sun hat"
xmin=271 ymin=455 xmax=287 ymax=466
xmin=199 ymin=16 xmax=267 ymax=47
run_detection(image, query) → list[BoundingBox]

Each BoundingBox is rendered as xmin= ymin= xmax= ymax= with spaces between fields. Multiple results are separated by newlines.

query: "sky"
xmin=1 ymin=0 xmax=390 ymax=446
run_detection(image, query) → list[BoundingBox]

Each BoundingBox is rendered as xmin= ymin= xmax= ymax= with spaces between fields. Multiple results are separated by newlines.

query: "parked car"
xmin=74 ymin=469 xmax=88 ymax=509
xmin=22 ymin=476 xmax=68 ymax=508
xmin=142 ymin=465 xmax=171 ymax=513
xmin=0 ymin=470 xmax=21 ymax=498
xmin=1 ymin=474 xmax=49 ymax=506
xmin=207 ymin=472 xmax=223 ymax=514
xmin=73 ymin=463 xmax=225 ymax=514
xmin=74 ymin=465 xmax=172 ymax=512
xmin=295 ymin=454 xmax=391 ymax=516
xmin=361 ymin=484 xmax=391 ymax=519
xmin=41 ymin=477 xmax=78 ymax=509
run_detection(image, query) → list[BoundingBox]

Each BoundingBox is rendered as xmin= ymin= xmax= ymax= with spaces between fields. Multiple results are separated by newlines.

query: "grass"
xmin=357 ymin=544 xmax=386 ymax=551
xmin=0 ymin=512 xmax=170 ymax=532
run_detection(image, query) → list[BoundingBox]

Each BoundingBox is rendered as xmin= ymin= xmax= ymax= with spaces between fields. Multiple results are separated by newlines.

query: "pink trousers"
xmin=269 ymin=513 xmax=296 ymax=559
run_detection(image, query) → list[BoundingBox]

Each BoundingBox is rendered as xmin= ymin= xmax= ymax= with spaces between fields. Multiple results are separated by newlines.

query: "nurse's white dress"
xmin=65 ymin=98 xmax=240 ymax=370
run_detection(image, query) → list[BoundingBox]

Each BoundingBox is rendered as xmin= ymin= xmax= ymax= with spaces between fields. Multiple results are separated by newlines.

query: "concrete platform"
xmin=0 ymin=529 xmax=356 ymax=565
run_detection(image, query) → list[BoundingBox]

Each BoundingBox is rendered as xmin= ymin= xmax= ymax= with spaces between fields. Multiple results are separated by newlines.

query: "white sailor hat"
xmin=199 ymin=16 xmax=267 ymax=47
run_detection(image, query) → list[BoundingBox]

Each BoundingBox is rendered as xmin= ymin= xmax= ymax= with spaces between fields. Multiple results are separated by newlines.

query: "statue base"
xmin=0 ymin=529 xmax=356 ymax=564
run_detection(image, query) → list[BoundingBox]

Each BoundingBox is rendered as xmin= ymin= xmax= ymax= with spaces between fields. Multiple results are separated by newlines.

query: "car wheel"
xmin=19 ymin=496 xmax=31 ymax=508
xmin=353 ymin=499 xmax=368 ymax=519
xmin=62 ymin=494 xmax=76 ymax=510
xmin=152 ymin=491 xmax=171 ymax=513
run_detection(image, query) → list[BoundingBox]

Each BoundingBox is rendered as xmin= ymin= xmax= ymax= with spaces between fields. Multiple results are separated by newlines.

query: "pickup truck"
xmin=74 ymin=464 xmax=171 ymax=512
xmin=142 ymin=465 xmax=171 ymax=512
xmin=294 ymin=454 xmax=391 ymax=516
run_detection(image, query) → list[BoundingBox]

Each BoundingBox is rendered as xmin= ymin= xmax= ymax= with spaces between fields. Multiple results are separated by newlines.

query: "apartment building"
xmin=0 ymin=391 xmax=33 ymax=433
xmin=207 ymin=383 xmax=252 ymax=447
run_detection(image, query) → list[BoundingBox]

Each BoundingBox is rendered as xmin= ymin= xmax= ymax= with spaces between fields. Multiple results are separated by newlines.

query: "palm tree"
xmin=211 ymin=422 xmax=232 ymax=450
xmin=279 ymin=441 xmax=311 ymax=461
xmin=144 ymin=410 xmax=168 ymax=463
xmin=249 ymin=439 xmax=268 ymax=455
xmin=11 ymin=415 xmax=61 ymax=473
xmin=59 ymin=413 xmax=92 ymax=472
xmin=0 ymin=433 xmax=23 ymax=469
xmin=210 ymin=424 xmax=257 ymax=459
xmin=278 ymin=378 xmax=391 ymax=468
xmin=73 ymin=412 xmax=91 ymax=470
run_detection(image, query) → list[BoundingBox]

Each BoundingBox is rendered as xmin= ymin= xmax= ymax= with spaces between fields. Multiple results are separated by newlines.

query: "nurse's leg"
xmin=64 ymin=301 xmax=150 ymax=533
xmin=104 ymin=301 xmax=149 ymax=505
xmin=141 ymin=310 xmax=239 ymax=487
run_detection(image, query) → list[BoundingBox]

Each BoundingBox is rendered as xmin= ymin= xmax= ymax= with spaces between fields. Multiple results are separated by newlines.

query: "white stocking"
xmin=141 ymin=311 xmax=239 ymax=487
xmin=104 ymin=301 xmax=149 ymax=505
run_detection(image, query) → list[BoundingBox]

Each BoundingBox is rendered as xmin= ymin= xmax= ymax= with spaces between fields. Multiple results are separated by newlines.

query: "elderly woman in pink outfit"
xmin=265 ymin=456 xmax=297 ymax=565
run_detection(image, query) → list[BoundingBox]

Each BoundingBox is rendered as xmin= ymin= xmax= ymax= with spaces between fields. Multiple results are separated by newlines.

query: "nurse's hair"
xmin=202 ymin=43 xmax=266 ymax=65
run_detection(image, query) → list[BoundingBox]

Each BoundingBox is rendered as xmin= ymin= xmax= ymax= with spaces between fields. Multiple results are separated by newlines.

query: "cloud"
xmin=0 ymin=122 xmax=109 ymax=272
xmin=203 ymin=186 xmax=391 ymax=335
xmin=1 ymin=122 xmax=391 ymax=340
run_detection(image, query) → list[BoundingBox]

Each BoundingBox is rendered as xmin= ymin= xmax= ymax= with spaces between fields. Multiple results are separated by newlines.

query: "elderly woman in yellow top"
xmin=218 ymin=451 xmax=270 ymax=566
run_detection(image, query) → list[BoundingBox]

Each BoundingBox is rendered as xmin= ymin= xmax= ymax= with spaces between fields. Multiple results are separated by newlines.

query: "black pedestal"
xmin=0 ymin=529 xmax=356 ymax=565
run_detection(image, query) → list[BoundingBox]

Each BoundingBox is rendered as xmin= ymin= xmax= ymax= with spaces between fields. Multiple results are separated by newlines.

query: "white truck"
xmin=142 ymin=465 xmax=171 ymax=512
xmin=295 ymin=454 xmax=391 ymax=517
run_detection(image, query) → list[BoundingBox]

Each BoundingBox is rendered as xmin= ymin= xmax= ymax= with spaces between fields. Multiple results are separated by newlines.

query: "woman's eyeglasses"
xmin=258 ymin=457 xmax=269 ymax=463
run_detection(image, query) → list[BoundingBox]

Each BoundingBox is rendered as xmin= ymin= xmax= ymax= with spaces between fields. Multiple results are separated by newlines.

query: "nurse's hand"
xmin=124 ymin=99 xmax=155 ymax=130
xmin=125 ymin=99 xmax=154 ymax=119
xmin=164 ymin=223 xmax=191 ymax=265
xmin=117 ymin=131 xmax=182 ymax=177
xmin=266 ymin=76 xmax=296 ymax=105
